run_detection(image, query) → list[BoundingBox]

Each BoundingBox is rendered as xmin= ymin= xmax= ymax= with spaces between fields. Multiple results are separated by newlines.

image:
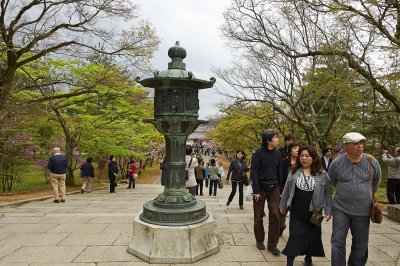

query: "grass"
xmin=0 ymin=161 xmax=162 ymax=194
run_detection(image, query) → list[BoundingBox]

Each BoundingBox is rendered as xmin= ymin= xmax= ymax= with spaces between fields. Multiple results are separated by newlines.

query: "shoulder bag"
xmin=186 ymin=157 xmax=193 ymax=180
xmin=368 ymin=154 xmax=382 ymax=224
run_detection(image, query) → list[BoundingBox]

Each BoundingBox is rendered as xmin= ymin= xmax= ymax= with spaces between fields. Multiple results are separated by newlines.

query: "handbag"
xmin=243 ymin=174 xmax=250 ymax=186
xmin=218 ymin=180 xmax=224 ymax=189
xmin=310 ymin=208 xmax=324 ymax=226
xmin=367 ymin=154 xmax=382 ymax=224
xmin=133 ymin=173 xmax=138 ymax=179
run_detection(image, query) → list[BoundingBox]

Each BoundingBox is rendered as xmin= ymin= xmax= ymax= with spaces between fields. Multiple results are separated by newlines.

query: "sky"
xmin=135 ymin=0 xmax=233 ymax=119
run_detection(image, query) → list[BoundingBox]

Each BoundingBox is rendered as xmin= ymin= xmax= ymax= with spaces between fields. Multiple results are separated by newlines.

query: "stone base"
xmin=387 ymin=204 xmax=400 ymax=222
xmin=127 ymin=211 xmax=219 ymax=264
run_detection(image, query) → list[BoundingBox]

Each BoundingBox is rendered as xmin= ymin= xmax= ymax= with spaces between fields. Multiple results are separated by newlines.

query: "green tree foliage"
xmin=211 ymin=102 xmax=281 ymax=153
xmin=8 ymin=57 xmax=163 ymax=186
xmin=0 ymin=0 xmax=159 ymax=119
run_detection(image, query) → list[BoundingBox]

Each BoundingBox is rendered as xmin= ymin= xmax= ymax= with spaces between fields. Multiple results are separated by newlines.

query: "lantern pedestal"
xmin=128 ymin=211 xmax=219 ymax=264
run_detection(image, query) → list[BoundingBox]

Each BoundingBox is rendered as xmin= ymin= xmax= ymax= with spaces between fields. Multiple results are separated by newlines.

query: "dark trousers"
xmin=209 ymin=180 xmax=218 ymax=196
xmin=331 ymin=208 xmax=370 ymax=266
xmin=253 ymin=186 xmax=281 ymax=248
xmin=196 ymin=179 xmax=203 ymax=195
xmin=109 ymin=176 xmax=116 ymax=193
xmin=387 ymin=178 xmax=400 ymax=204
xmin=128 ymin=176 xmax=135 ymax=189
xmin=228 ymin=180 xmax=244 ymax=206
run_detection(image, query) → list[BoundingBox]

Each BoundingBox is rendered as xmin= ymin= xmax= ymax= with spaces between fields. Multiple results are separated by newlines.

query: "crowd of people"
xmin=247 ymin=130 xmax=386 ymax=266
xmin=46 ymin=129 xmax=399 ymax=266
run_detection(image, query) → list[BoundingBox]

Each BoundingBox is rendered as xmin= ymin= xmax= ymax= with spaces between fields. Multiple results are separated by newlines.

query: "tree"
xmin=211 ymin=102 xmax=282 ymax=153
xmin=18 ymin=57 xmax=162 ymax=185
xmin=214 ymin=49 xmax=354 ymax=148
xmin=222 ymin=0 xmax=400 ymax=113
xmin=0 ymin=0 xmax=159 ymax=119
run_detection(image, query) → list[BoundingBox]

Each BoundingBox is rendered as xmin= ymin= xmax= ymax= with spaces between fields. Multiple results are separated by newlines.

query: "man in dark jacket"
xmin=251 ymin=129 xmax=283 ymax=255
xmin=321 ymin=147 xmax=334 ymax=171
xmin=47 ymin=147 xmax=68 ymax=203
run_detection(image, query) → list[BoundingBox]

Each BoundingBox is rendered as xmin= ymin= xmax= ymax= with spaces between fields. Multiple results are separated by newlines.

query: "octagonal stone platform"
xmin=127 ymin=211 xmax=219 ymax=264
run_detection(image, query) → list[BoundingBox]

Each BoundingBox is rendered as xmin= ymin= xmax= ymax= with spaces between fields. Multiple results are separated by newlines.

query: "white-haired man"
xmin=47 ymin=147 xmax=68 ymax=203
xmin=382 ymin=147 xmax=400 ymax=204
xmin=328 ymin=132 xmax=381 ymax=266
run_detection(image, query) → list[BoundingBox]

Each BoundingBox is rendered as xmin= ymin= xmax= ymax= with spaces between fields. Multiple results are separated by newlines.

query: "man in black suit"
xmin=321 ymin=147 xmax=333 ymax=171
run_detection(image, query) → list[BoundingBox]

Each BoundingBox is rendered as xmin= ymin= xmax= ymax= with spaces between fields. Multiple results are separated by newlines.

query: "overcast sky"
xmin=135 ymin=0 xmax=233 ymax=119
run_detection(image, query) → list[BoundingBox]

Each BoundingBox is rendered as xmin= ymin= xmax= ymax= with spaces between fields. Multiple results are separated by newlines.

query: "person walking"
xmin=279 ymin=135 xmax=294 ymax=159
xmin=195 ymin=158 xmax=205 ymax=196
xmin=47 ymin=147 xmax=68 ymax=203
xmin=185 ymin=145 xmax=198 ymax=197
xmin=279 ymin=146 xmax=332 ymax=266
xmin=208 ymin=158 xmax=220 ymax=196
xmin=280 ymin=142 xmax=301 ymax=236
xmin=251 ymin=129 xmax=283 ymax=255
xmin=329 ymin=132 xmax=381 ymax=266
xmin=80 ymin=157 xmax=94 ymax=193
xmin=321 ymin=147 xmax=334 ymax=171
xmin=108 ymin=155 xmax=119 ymax=193
xmin=226 ymin=150 xmax=249 ymax=210
xmin=382 ymin=147 xmax=400 ymax=204
xmin=127 ymin=159 xmax=137 ymax=189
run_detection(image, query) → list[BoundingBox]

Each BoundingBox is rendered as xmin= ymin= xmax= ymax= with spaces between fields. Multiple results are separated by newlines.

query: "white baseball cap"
xmin=342 ymin=132 xmax=366 ymax=144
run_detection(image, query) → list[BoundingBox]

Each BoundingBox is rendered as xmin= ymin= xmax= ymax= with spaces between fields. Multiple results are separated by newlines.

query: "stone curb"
xmin=0 ymin=185 xmax=109 ymax=208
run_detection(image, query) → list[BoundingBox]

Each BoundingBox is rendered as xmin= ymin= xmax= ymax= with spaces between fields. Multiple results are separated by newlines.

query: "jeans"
xmin=187 ymin=186 xmax=196 ymax=197
xmin=128 ymin=176 xmax=135 ymax=189
xmin=387 ymin=178 xmax=400 ymax=204
xmin=209 ymin=180 xmax=218 ymax=196
xmin=331 ymin=207 xmax=370 ymax=266
xmin=228 ymin=180 xmax=244 ymax=206
xmin=253 ymin=185 xmax=280 ymax=248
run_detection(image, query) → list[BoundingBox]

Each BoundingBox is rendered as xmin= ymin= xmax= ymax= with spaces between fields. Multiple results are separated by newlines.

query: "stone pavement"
xmin=0 ymin=184 xmax=399 ymax=266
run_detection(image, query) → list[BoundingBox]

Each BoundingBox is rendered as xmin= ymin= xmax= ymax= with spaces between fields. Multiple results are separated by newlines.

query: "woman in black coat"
xmin=108 ymin=155 xmax=119 ymax=193
xmin=226 ymin=150 xmax=249 ymax=210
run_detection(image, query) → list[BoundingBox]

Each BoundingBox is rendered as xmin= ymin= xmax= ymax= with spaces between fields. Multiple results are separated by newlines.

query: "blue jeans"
xmin=331 ymin=207 xmax=370 ymax=266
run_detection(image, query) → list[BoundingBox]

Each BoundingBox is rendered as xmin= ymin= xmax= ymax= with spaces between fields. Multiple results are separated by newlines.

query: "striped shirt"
xmin=328 ymin=153 xmax=381 ymax=216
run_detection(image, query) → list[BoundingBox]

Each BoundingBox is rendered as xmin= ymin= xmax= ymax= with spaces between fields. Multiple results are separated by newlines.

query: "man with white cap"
xmin=382 ymin=147 xmax=400 ymax=204
xmin=328 ymin=132 xmax=381 ymax=266
xmin=47 ymin=147 xmax=68 ymax=203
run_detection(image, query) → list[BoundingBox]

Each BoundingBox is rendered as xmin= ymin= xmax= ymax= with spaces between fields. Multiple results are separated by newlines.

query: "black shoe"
xmin=226 ymin=201 xmax=230 ymax=206
xmin=81 ymin=189 xmax=84 ymax=194
xmin=53 ymin=199 xmax=60 ymax=203
xmin=304 ymin=256 xmax=313 ymax=266
xmin=239 ymin=205 xmax=244 ymax=210
xmin=60 ymin=199 xmax=65 ymax=203
xmin=267 ymin=246 xmax=280 ymax=256
xmin=256 ymin=241 xmax=265 ymax=250
xmin=126 ymin=187 xmax=130 ymax=189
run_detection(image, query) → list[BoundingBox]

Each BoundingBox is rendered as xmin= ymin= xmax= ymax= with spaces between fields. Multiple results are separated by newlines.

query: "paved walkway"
xmin=0 ymin=184 xmax=399 ymax=265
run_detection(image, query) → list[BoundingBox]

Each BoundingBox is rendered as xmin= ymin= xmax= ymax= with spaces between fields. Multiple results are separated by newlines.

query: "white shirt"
xmin=185 ymin=156 xmax=198 ymax=187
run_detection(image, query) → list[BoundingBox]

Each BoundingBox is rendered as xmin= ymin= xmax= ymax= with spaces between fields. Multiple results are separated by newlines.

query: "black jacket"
xmin=321 ymin=156 xmax=333 ymax=171
xmin=108 ymin=162 xmax=119 ymax=179
xmin=227 ymin=159 xmax=249 ymax=182
xmin=47 ymin=154 xmax=67 ymax=174
xmin=80 ymin=162 xmax=94 ymax=178
xmin=250 ymin=146 xmax=283 ymax=194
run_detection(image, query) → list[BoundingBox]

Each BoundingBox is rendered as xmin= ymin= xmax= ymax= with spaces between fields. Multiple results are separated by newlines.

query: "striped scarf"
xmin=296 ymin=171 xmax=315 ymax=191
